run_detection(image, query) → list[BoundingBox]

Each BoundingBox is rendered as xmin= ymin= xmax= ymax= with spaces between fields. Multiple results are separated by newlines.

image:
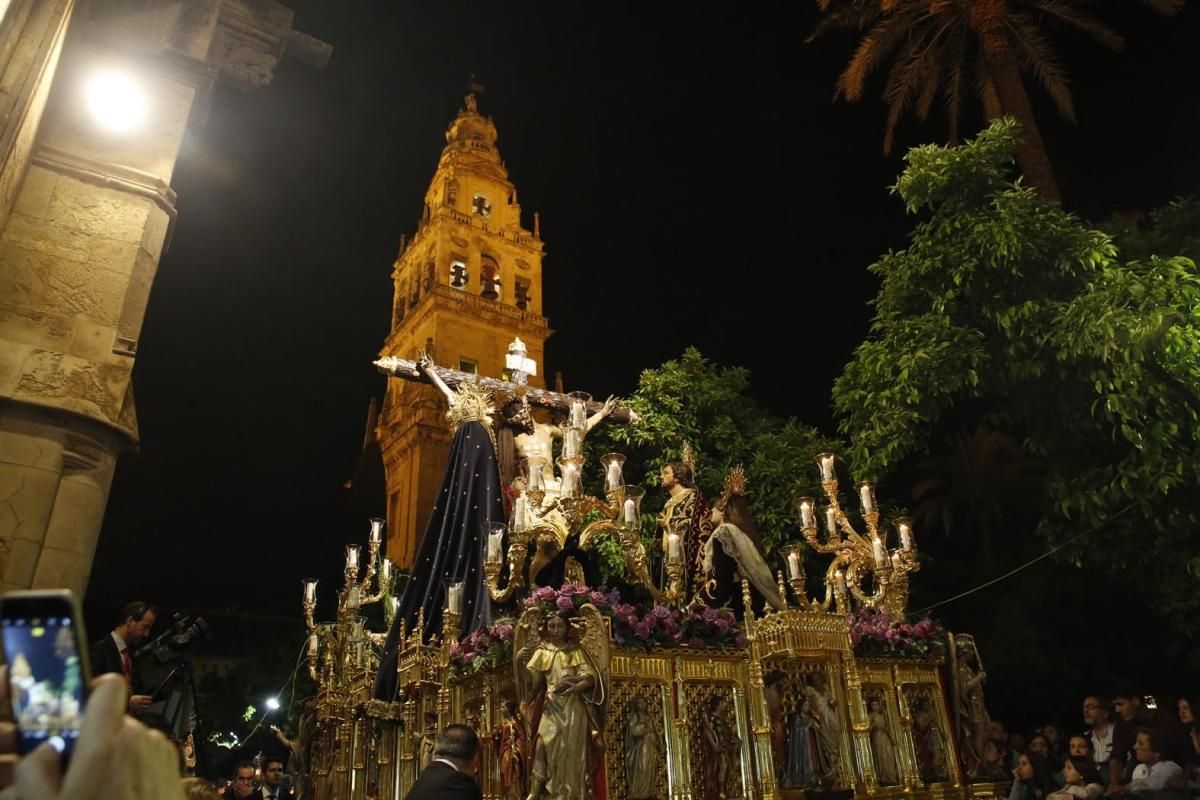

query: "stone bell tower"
xmin=378 ymin=91 xmax=552 ymax=569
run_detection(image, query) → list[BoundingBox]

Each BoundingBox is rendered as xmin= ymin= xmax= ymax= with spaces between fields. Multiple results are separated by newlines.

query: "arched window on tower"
xmin=480 ymin=255 xmax=500 ymax=300
xmin=449 ymin=258 xmax=468 ymax=290
xmin=515 ymin=277 xmax=531 ymax=311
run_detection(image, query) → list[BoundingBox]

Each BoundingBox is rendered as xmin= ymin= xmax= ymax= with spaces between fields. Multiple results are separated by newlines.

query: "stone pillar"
xmin=0 ymin=0 xmax=329 ymax=595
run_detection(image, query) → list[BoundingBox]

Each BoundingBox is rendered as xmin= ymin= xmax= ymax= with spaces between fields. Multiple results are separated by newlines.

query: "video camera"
xmin=137 ymin=611 xmax=210 ymax=663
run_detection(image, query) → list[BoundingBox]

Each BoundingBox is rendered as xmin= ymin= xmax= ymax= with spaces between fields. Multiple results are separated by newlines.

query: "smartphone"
xmin=0 ymin=590 xmax=91 ymax=763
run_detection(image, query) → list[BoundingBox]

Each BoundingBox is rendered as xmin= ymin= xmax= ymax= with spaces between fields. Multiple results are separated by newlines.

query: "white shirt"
xmin=1089 ymin=723 xmax=1113 ymax=764
xmin=433 ymin=757 xmax=461 ymax=772
xmin=110 ymin=630 xmax=128 ymax=654
xmin=1128 ymin=760 xmax=1183 ymax=792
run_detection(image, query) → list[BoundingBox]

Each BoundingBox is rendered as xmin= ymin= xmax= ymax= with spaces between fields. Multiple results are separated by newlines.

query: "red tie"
xmin=120 ymin=648 xmax=132 ymax=690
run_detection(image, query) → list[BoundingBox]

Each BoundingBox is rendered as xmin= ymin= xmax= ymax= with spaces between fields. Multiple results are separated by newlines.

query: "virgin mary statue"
xmin=373 ymin=355 xmax=506 ymax=700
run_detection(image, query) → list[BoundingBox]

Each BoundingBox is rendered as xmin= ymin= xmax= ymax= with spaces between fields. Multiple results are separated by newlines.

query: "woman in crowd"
xmin=1009 ymin=751 xmax=1056 ymax=800
xmin=1047 ymin=756 xmax=1105 ymax=800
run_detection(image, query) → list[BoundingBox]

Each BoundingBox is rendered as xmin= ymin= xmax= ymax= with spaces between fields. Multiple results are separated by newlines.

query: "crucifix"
xmin=374 ymin=339 xmax=637 ymax=425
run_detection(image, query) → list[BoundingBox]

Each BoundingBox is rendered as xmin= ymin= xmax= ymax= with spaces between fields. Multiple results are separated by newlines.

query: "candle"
xmin=570 ymin=400 xmax=586 ymax=429
xmin=368 ymin=518 xmax=385 ymax=544
xmin=390 ymin=597 xmax=399 ymax=616
xmin=345 ymin=545 xmax=360 ymax=571
xmin=308 ymin=633 xmax=319 ymax=656
xmin=528 ymin=461 xmax=545 ymax=492
xmin=513 ymin=496 xmax=527 ymax=531
xmin=560 ymin=463 xmax=579 ymax=497
xmin=798 ymin=498 xmax=816 ymax=530
xmin=448 ymin=583 xmax=463 ymax=613
xmin=787 ymin=551 xmax=802 ymax=579
xmin=563 ymin=428 xmax=582 ymax=458
xmin=606 ymin=460 xmax=623 ymax=491
xmin=487 ymin=530 xmax=504 ymax=563
xmin=347 ymin=586 xmax=361 ymax=609
xmin=891 ymin=552 xmax=902 ymax=571
xmin=380 ymin=558 xmax=392 ymax=583
xmin=303 ymin=580 xmax=317 ymax=604
xmin=872 ymin=536 xmax=886 ymax=569
xmin=667 ymin=533 xmax=681 ymax=563
xmin=836 ymin=570 xmax=847 ymax=594
xmin=624 ymin=498 xmax=637 ymax=528
xmin=817 ymin=452 xmax=837 ymax=482
xmin=823 ymin=506 xmax=839 ymax=540
xmin=897 ymin=518 xmax=913 ymax=551
xmin=857 ymin=482 xmax=876 ymax=515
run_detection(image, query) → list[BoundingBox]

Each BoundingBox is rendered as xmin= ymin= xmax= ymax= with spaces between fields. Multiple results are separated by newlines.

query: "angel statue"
xmin=514 ymin=604 xmax=610 ymax=800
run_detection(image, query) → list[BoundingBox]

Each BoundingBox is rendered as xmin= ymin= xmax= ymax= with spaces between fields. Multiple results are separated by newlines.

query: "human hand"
xmin=600 ymin=395 xmax=617 ymax=418
xmin=128 ymin=695 xmax=154 ymax=713
xmin=628 ymin=409 xmax=640 ymax=424
xmin=12 ymin=674 xmax=185 ymax=800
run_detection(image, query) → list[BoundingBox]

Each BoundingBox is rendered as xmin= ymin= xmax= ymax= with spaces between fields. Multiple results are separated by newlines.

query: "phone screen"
xmin=2 ymin=613 xmax=86 ymax=758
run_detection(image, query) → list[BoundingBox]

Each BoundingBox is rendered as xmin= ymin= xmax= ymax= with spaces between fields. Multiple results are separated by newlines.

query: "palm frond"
xmin=808 ymin=1 xmax=885 ymax=42
xmin=1007 ymin=12 xmax=1076 ymax=122
xmin=973 ymin=53 xmax=1003 ymax=121
xmin=942 ymin=29 xmax=970 ymax=144
xmin=1137 ymin=0 xmax=1186 ymax=16
xmin=881 ymin=26 xmax=950 ymax=153
xmin=837 ymin=15 xmax=916 ymax=101
xmin=1034 ymin=0 xmax=1125 ymax=51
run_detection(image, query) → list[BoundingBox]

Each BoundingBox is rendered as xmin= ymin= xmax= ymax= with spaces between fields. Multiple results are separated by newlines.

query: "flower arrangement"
xmin=521 ymin=583 xmax=744 ymax=651
xmin=848 ymin=608 xmax=946 ymax=660
xmin=448 ymin=620 xmax=515 ymax=679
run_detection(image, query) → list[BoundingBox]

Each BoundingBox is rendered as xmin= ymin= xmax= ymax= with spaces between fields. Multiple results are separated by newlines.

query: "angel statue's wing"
xmin=512 ymin=605 xmax=543 ymax=706
xmin=577 ymin=603 xmax=611 ymax=705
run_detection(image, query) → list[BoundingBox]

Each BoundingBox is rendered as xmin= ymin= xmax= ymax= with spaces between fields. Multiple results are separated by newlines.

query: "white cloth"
xmin=110 ymin=630 xmax=128 ymax=654
xmin=1089 ymin=724 xmax=1113 ymax=765
xmin=433 ymin=757 xmax=461 ymax=773
xmin=1128 ymin=760 xmax=1182 ymax=792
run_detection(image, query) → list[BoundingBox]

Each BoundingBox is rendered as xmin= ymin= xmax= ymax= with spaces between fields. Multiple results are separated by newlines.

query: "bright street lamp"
xmin=84 ymin=70 xmax=146 ymax=134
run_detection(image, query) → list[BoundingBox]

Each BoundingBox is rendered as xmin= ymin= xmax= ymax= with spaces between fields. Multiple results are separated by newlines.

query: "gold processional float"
xmin=296 ymin=351 xmax=1003 ymax=800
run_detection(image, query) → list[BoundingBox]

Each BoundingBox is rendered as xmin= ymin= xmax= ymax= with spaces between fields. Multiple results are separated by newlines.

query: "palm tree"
xmin=810 ymin=0 xmax=1186 ymax=201
xmin=912 ymin=426 xmax=1046 ymax=568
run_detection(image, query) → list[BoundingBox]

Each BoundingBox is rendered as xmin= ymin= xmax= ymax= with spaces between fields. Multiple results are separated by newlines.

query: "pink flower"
xmin=556 ymin=596 xmax=574 ymax=611
xmin=714 ymin=618 xmax=730 ymax=633
xmin=652 ymin=605 xmax=671 ymax=619
xmin=589 ymin=591 xmax=607 ymax=605
xmin=634 ymin=622 xmax=651 ymax=638
xmin=734 ymin=633 xmax=747 ymax=648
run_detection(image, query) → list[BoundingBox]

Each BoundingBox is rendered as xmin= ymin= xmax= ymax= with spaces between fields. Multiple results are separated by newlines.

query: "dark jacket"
xmin=404 ymin=761 xmax=481 ymax=800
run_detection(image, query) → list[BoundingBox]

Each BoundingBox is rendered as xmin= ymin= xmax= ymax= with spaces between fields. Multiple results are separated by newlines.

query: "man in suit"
xmin=89 ymin=600 xmax=156 ymax=714
xmin=254 ymin=757 xmax=290 ymax=799
xmin=405 ymin=724 xmax=482 ymax=800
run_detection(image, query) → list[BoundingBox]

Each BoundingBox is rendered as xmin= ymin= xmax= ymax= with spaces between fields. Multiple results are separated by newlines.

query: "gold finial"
xmin=681 ymin=440 xmax=696 ymax=470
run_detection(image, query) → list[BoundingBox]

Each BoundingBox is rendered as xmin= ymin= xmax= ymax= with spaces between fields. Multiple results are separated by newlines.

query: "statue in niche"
xmin=868 ymin=695 xmax=901 ymax=785
xmin=911 ymin=697 xmax=949 ymax=784
xmin=497 ymin=699 xmax=530 ymax=800
xmin=697 ymin=694 xmax=741 ymax=799
xmin=804 ymin=673 xmax=843 ymax=783
xmin=514 ymin=605 xmax=609 ymax=800
xmin=952 ymin=634 xmax=991 ymax=777
xmin=623 ymin=696 xmax=659 ymax=799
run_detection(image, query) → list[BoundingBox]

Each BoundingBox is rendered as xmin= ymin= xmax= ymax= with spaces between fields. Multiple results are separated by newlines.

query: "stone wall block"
xmin=46 ymin=175 xmax=150 ymax=243
xmin=28 ymin=545 xmax=86 ymax=595
xmin=41 ymin=476 xmax=105 ymax=555
xmin=0 ymin=462 xmax=63 ymax=543
xmin=68 ymin=317 xmax=116 ymax=362
xmin=0 ymin=411 xmax=65 ymax=471
xmin=10 ymin=167 xmax=57 ymax=221
xmin=3 ymin=537 xmax=41 ymax=586
xmin=2 ymin=211 xmax=90 ymax=262
xmin=0 ymin=301 xmax=73 ymax=352
xmin=0 ymin=342 xmax=36 ymax=396
xmin=13 ymin=349 xmax=130 ymax=425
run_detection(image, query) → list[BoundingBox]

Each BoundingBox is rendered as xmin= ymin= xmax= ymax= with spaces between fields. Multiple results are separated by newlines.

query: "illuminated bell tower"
xmin=378 ymin=92 xmax=551 ymax=569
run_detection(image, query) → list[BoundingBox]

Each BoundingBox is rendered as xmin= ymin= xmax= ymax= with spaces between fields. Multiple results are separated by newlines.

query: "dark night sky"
xmin=87 ymin=2 xmax=1199 ymax=632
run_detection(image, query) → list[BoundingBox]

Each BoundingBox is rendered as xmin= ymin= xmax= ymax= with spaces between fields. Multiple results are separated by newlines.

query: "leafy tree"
xmin=810 ymin=0 xmax=1186 ymax=200
xmin=585 ymin=349 xmax=845 ymax=555
xmin=833 ymin=119 xmax=1200 ymax=654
